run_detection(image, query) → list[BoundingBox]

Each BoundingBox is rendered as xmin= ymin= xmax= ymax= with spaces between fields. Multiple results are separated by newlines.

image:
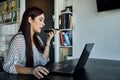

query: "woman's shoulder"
xmin=13 ymin=32 xmax=24 ymax=39
xmin=10 ymin=32 xmax=25 ymax=43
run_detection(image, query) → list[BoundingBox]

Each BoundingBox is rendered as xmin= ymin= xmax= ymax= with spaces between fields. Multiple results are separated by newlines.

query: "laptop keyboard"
xmin=56 ymin=65 xmax=74 ymax=72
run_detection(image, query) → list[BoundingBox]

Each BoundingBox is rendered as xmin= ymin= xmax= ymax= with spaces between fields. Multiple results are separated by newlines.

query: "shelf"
xmin=0 ymin=0 xmax=20 ymax=25
xmin=59 ymin=29 xmax=72 ymax=31
xmin=0 ymin=0 xmax=20 ymax=55
xmin=60 ymin=46 xmax=73 ymax=48
xmin=0 ymin=8 xmax=20 ymax=15
xmin=2 ymin=21 xmax=20 ymax=25
xmin=0 ymin=45 xmax=8 ymax=47
xmin=54 ymin=0 xmax=73 ymax=62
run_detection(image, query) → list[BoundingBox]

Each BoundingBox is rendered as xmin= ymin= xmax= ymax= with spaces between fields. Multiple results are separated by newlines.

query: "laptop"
xmin=47 ymin=43 xmax=94 ymax=75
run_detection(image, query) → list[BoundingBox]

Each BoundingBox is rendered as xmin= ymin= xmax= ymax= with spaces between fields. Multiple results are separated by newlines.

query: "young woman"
xmin=3 ymin=7 xmax=56 ymax=79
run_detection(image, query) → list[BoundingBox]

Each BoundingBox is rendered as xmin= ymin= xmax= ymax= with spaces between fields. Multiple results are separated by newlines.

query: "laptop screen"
xmin=74 ymin=43 xmax=94 ymax=72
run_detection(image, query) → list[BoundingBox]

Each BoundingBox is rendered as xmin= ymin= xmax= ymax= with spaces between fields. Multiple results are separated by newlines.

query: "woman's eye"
xmin=39 ymin=19 xmax=42 ymax=21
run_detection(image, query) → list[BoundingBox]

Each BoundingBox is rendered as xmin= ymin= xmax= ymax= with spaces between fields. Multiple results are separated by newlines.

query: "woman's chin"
xmin=37 ymin=30 xmax=42 ymax=33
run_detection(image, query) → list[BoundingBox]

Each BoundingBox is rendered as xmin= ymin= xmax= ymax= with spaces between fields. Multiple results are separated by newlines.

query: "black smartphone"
xmin=44 ymin=29 xmax=59 ymax=33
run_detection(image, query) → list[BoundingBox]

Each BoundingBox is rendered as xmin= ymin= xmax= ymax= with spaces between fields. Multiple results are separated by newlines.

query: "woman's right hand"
xmin=32 ymin=66 xmax=49 ymax=79
xmin=46 ymin=28 xmax=56 ymax=41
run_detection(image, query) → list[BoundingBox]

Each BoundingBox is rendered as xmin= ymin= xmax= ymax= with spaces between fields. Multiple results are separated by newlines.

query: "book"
xmin=17 ymin=10 xmax=20 ymax=22
xmin=8 ymin=12 xmax=12 ymax=23
xmin=2 ymin=2 xmax=8 ymax=13
xmin=59 ymin=13 xmax=72 ymax=29
xmin=12 ymin=11 xmax=17 ymax=22
xmin=8 ymin=0 xmax=12 ymax=11
xmin=59 ymin=32 xmax=65 ymax=46
xmin=13 ymin=0 xmax=17 ymax=10
xmin=63 ymin=32 xmax=71 ymax=46
xmin=59 ymin=15 xmax=62 ymax=29
xmin=68 ymin=48 xmax=72 ymax=56
xmin=65 ymin=13 xmax=72 ymax=29
xmin=60 ymin=48 xmax=69 ymax=61
xmin=59 ymin=6 xmax=73 ymax=29
xmin=16 ymin=0 xmax=20 ymax=9
xmin=59 ymin=14 xmax=64 ymax=29
xmin=11 ymin=0 xmax=17 ymax=11
xmin=69 ymin=15 xmax=73 ymax=29
xmin=2 ymin=14 xmax=6 ymax=24
xmin=67 ymin=31 xmax=72 ymax=45
xmin=59 ymin=31 xmax=72 ymax=46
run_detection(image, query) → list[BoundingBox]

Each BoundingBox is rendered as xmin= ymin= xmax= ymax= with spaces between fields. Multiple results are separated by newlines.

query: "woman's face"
xmin=29 ymin=14 xmax=45 ymax=33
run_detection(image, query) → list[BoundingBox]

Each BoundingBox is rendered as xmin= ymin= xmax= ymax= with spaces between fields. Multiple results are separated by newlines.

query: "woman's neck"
xmin=31 ymin=30 xmax=35 ymax=46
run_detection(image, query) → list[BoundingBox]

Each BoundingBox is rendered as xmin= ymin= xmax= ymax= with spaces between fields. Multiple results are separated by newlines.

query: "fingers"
xmin=47 ymin=28 xmax=57 ymax=34
xmin=51 ymin=28 xmax=56 ymax=34
xmin=32 ymin=66 xmax=49 ymax=79
xmin=47 ymin=28 xmax=56 ymax=41
xmin=48 ymin=29 xmax=56 ymax=36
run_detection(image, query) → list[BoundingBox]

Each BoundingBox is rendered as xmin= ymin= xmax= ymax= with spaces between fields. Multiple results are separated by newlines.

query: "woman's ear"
xmin=28 ymin=17 xmax=32 ymax=23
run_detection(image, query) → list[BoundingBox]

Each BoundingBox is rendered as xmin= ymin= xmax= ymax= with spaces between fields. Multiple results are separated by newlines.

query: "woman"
xmin=3 ymin=7 xmax=56 ymax=79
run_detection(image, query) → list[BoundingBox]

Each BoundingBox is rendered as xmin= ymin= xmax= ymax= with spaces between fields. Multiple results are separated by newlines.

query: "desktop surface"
xmin=0 ymin=58 xmax=120 ymax=80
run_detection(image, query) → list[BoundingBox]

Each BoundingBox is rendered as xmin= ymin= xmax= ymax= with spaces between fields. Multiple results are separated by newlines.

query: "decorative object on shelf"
xmin=0 ymin=0 xmax=20 ymax=25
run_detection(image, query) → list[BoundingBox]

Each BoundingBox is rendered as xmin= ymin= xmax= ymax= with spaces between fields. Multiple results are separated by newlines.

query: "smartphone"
xmin=44 ymin=29 xmax=59 ymax=33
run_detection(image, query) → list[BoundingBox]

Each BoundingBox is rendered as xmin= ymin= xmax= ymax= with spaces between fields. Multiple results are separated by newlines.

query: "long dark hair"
xmin=18 ymin=7 xmax=45 ymax=67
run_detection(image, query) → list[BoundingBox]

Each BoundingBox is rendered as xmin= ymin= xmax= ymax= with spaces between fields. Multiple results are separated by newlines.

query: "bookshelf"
xmin=0 ymin=0 xmax=25 ymax=57
xmin=54 ymin=0 xmax=73 ymax=62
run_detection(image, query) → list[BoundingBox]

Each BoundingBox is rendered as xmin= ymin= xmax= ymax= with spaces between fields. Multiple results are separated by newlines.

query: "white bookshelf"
xmin=54 ymin=0 xmax=73 ymax=62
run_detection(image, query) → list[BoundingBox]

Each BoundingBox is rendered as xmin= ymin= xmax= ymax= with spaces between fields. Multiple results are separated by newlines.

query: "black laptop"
xmin=48 ymin=43 xmax=94 ymax=75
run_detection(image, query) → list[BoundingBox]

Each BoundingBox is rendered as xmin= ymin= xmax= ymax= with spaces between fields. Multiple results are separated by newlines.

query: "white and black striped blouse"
xmin=3 ymin=32 xmax=49 ymax=74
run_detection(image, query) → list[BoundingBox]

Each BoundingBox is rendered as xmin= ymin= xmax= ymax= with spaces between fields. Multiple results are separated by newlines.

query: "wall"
xmin=20 ymin=0 xmax=25 ymax=21
xmin=73 ymin=0 xmax=120 ymax=60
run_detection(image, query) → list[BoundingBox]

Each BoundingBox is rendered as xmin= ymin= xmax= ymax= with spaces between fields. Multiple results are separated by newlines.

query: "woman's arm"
xmin=15 ymin=65 xmax=49 ymax=79
xmin=43 ymin=29 xmax=56 ymax=58
xmin=43 ymin=39 xmax=51 ymax=58
xmin=3 ymin=34 xmax=26 ymax=74
xmin=15 ymin=65 xmax=33 ymax=74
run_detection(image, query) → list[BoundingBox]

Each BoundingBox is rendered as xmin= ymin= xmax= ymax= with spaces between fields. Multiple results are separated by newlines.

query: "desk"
xmin=0 ymin=58 xmax=120 ymax=80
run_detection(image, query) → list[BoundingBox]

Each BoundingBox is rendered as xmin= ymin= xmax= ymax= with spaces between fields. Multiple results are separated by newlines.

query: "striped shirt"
xmin=3 ymin=32 xmax=49 ymax=74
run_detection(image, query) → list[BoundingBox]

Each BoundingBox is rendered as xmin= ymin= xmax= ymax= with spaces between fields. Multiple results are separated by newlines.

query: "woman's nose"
xmin=42 ymin=21 xmax=45 ymax=27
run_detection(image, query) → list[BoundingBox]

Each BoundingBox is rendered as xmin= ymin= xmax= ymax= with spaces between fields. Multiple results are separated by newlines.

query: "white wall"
xmin=20 ymin=0 xmax=26 ymax=21
xmin=73 ymin=0 xmax=120 ymax=60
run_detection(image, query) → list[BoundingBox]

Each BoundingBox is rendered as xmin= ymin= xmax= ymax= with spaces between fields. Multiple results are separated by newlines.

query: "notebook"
xmin=48 ymin=43 xmax=94 ymax=75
